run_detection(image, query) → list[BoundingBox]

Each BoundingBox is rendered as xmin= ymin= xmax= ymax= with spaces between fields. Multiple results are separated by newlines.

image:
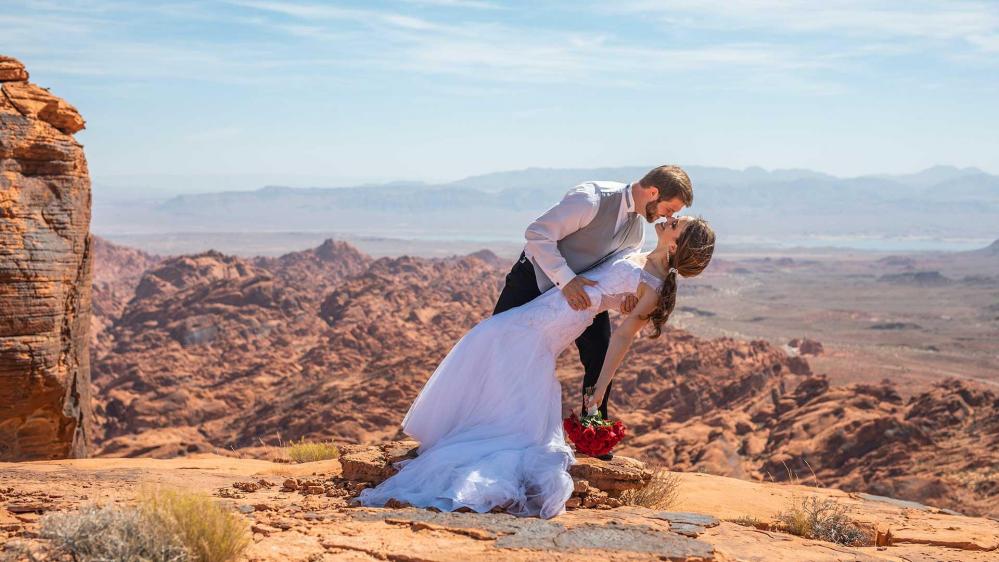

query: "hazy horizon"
xmin=92 ymin=162 xmax=993 ymax=198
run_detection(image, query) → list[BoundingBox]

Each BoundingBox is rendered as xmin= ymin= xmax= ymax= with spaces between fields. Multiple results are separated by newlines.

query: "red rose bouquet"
xmin=563 ymin=411 xmax=627 ymax=457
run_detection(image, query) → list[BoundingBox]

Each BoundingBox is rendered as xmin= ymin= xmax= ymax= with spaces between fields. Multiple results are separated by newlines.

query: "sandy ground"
xmin=2 ymin=455 xmax=996 ymax=561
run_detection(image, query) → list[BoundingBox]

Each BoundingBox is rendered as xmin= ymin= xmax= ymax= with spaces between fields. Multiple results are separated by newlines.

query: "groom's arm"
xmin=524 ymin=185 xmax=600 ymax=290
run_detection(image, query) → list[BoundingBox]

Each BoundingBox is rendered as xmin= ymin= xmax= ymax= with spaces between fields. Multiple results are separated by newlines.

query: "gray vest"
xmin=531 ymin=182 xmax=644 ymax=292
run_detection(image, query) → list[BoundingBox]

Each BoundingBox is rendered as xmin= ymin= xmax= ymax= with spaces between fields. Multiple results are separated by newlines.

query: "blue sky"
xmin=4 ymin=0 xmax=999 ymax=191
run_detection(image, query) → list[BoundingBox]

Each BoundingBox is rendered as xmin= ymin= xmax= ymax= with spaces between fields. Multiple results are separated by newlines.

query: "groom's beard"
xmin=643 ymin=201 xmax=658 ymax=222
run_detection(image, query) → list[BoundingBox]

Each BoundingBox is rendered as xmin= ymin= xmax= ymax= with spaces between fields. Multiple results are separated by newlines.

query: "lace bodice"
xmin=598 ymin=267 xmax=664 ymax=313
xmin=504 ymin=252 xmax=663 ymax=351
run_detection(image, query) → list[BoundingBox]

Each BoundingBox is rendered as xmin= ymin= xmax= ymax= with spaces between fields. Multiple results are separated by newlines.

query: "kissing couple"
xmin=355 ymin=165 xmax=716 ymax=519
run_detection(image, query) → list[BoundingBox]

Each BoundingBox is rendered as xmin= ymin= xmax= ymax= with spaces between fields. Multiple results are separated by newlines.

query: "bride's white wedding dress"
xmin=353 ymin=252 xmax=664 ymax=519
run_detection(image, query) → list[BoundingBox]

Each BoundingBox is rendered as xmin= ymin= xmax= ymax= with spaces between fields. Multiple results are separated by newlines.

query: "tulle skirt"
xmin=354 ymin=308 xmax=576 ymax=519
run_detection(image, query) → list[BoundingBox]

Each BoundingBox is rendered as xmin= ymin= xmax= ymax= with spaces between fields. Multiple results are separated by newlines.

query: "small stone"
xmin=565 ymin=497 xmax=582 ymax=509
xmin=6 ymin=503 xmax=47 ymax=514
xmin=234 ymin=481 xmax=261 ymax=492
xmin=237 ymin=505 xmax=255 ymax=514
xmin=251 ymin=523 xmax=280 ymax=535
xmin=670 ymin=523 xmax=705 ymax=537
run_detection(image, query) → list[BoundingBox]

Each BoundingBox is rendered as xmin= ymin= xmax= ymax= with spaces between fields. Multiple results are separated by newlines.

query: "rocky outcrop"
xmin=637 ymin=371 xmax=999 ymax=518
xmin=0 ymin=55 xmax=92 ymax=460
xmin=89 ymin=236 xmax=160 ymax=356
xmin=90 ymin=241 xmax=372 ymax=453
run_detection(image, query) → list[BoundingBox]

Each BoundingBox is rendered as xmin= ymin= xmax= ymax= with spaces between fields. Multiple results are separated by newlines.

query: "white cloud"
xmin=399 ymin=0 xmax=503 ymax=9
xmin=612 ymin=1 xmax=999 ymax=50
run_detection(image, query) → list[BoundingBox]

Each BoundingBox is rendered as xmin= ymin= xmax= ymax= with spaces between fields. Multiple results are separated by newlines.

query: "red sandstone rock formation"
xmin=0 ymin=56 xmax=93 ymax=460
xmin=90 ymin=235 xmax=161 ymax=356
xmin=90 ymin=242 xmax=371 ymax=456
xmin=767 ymin=376 xmax=999 ymax=518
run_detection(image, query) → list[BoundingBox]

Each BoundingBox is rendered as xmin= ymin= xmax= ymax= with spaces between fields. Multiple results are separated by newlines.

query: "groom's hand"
xmin=562 ymin=275 xmax=598 ymax=310
xmin=620 ymin=294 xmax=639 ymax=315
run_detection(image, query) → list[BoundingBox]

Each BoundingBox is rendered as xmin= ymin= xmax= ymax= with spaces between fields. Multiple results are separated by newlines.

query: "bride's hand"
xmin=583 ymin=386 xmax=600 ymax=417
xmin=619 ymin=294 xmax=639 ymax=315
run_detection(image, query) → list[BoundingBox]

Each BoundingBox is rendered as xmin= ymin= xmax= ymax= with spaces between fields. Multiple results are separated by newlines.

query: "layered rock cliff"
xmin=0 ymin=55 xmax=92 ymax=460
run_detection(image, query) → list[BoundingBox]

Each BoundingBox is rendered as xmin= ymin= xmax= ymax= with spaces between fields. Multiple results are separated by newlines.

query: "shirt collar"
xmin=624 ymin=182 xmax=636 ymax=213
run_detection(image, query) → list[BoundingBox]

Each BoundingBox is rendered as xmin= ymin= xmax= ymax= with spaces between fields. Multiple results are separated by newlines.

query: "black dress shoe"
xmin=597 ymin=452 xmax=614 ymax=461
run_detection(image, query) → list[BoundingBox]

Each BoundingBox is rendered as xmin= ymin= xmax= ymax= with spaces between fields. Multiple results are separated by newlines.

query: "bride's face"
xmin=653 ymin=215 xmax=691 ymax=254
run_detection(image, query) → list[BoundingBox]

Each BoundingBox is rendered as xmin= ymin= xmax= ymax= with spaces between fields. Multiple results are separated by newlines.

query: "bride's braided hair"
xmin=644 ymin=217 xmax=716 ymax=338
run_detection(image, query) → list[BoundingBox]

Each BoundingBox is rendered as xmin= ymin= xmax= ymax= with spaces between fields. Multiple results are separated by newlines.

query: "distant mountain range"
xmin=92 ymin=165 xmax=999 ymax=252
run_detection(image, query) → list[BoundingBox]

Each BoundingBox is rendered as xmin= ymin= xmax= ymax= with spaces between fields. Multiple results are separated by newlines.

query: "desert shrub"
xmin=619 ymin=465 xmax=680 ymax=510
xmin=776 ymin=496 xmax=870 ymax=546
xmin=140 ymin=487 xmax=250 ymax=562
xmin=287 ymin=438 xmax=340 ymax=463
xmin=1 ymin=503 xmax=188 ymax=562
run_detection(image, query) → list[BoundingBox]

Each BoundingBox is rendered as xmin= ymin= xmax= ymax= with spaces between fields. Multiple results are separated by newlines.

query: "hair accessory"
xmin=669 ymin=267 xmax=678 ymax=276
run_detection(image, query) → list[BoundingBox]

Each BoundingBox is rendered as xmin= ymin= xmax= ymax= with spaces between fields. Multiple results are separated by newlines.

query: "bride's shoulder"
xmin=612 ymin=251 xmax=647 ymax=269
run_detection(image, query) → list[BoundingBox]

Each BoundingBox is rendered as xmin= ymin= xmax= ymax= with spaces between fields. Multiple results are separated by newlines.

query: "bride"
xmin=353 ymin=215 xmax=715 ymax=519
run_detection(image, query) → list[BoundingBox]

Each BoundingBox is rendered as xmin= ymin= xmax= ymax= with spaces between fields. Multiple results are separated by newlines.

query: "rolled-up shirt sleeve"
xmin=524 ymin=185 xmax=600 ymax=289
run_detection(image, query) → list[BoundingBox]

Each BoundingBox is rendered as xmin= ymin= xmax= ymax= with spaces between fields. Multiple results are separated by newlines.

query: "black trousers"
xmin=493 ymin=253 xmax=613 ymax=418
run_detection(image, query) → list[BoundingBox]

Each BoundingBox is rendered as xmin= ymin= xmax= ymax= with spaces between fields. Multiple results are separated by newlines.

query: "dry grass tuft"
xmin=776 ymin=496 xmax=871 ymax=546
xmin=730 ymin=514 xmax=765 ymax=529
xmin=619 ymin=465 xmax=680 ymax=510
xmin=1 ymin=503 xmax=188 ymax=562
xmin=287 ymin=438 xmax=340 ymax=463
xmin=140 ymin=487 xmax=250 ymax=562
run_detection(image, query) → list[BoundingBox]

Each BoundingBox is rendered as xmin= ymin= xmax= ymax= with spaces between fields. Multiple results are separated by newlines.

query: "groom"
xmin=493 ymin=165 xmax=693 ymax=456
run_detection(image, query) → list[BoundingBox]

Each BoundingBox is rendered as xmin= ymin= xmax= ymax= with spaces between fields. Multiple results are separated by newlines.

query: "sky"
xmin=4 ymin=0 xmax=999 ymax=192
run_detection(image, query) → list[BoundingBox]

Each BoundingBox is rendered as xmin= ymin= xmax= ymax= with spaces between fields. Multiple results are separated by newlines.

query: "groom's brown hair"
xmin=641 ymin=165 xmax=693 ymax=206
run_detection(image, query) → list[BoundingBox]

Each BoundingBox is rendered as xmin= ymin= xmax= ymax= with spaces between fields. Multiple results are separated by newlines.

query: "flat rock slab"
xmin=349 ymin=508 xmax=715 ymax=559
xmin=550 ymin=523 xmax=714 ymax=559
xmin=653 ymin=512 xmax=721 ymax=528
xmin=855 ymin=493 xmax=963 ymax=516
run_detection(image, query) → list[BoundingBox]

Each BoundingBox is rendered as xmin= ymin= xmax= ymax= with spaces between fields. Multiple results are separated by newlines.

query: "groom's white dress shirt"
xmin=524 ymin=181 xmax=637 ymax=291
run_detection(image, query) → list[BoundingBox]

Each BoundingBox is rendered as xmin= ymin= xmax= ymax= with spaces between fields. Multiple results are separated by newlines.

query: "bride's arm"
xmin=588 ymin=283 xmax=659 ymax=412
